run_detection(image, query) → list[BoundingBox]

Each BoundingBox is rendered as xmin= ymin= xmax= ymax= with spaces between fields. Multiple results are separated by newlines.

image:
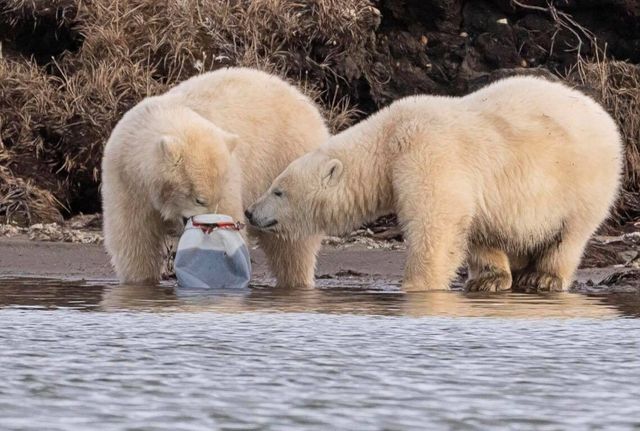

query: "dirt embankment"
xmin=0 ymin=0 xmax=639 ymax=226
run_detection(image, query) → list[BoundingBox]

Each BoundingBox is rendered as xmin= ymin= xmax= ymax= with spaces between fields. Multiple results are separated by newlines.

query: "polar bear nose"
xmin=244 ymin=209 xmax=253 ymax=223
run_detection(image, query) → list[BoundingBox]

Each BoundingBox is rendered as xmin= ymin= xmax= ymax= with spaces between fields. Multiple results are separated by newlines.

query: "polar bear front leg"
xmin=104 ymin=201 xmax=166 ymax=284
xmin=465 ymin=246 xmax=512 ymax=292
xmin=395 ymin=176 xmax=473 ymax=291
xmin=256 ymin=233 xmax=322 ymax=288
xmin=400 ymin=218 xmax=471 ymax=291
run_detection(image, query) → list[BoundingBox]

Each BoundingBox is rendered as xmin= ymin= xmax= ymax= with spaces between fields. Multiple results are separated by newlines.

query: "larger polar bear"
xmin=245 ymin=76 xmax=623 ymax=292
xmin=102 ymin=68 xmax=329 ymax=286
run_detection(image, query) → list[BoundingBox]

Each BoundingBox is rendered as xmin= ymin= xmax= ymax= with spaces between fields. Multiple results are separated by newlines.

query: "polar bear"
xmin=245 ymin=76 xmax=623 ymax=292
xmin=102 ymin=68 xmax=329 ymax=287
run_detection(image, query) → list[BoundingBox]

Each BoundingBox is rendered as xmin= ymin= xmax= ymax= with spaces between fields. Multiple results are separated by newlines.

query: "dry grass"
xmin=566 ymin=54 xmax=640 ymax=224
xmin=1 ymin=0 xmax=77 ymax=25
xmin=0 ymin=164 xmax=63 ymax=224
xmin=0 ymin=54 xmax=162 ymax=219
xmin=0 ymin=0 xmax=375 ymax=224
xmin=1 ymin=0 xmax=638 ymax=228
xmin=70 ymin=0 xmax=376 ymax=113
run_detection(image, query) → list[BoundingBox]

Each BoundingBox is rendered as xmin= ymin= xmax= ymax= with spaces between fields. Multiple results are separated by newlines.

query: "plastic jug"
xmin=174 ymin=214 xmax=251 ymax=288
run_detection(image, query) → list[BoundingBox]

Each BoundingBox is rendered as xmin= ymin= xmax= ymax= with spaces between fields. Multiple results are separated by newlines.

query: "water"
xmin=1 ymin=278 xmax=640 ymax=430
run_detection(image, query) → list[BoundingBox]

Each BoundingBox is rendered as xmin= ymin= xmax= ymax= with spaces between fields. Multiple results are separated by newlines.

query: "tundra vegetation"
xmin=0 ymin=0 xmax=638 ymax=232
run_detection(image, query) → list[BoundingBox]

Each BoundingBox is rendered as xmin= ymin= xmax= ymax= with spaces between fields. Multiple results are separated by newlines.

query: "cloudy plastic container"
xmin=175 ymin=214 xmax=251 ymax=289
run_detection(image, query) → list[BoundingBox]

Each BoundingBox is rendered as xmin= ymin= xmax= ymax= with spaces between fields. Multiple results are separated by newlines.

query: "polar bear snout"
xmin=244 ymin=209 xmax=253 ymax=223
xmin=244 ymin=204 xmax=279 ymax=231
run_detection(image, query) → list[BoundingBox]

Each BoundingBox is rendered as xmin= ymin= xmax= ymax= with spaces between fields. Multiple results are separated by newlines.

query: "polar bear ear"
xmin=322 ymin=159 xmax=344 ymax=188
xmin=159 ymin=136 xmax=183 ymax=165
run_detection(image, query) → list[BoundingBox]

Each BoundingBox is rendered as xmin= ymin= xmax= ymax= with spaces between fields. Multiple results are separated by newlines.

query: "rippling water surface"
xmin=1 ymin=277 xmax=640 ymax=430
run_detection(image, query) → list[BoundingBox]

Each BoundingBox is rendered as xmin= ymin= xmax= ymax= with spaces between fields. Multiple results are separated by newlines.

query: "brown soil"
xmin=0 ymin=236 xmax=112 ymax=279
xmin=0 ymin=234 xmax=403 ymax=281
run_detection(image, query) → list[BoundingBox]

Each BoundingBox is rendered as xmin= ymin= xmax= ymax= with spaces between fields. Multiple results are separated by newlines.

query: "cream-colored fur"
xmin=102 ymin=67 xmax=328 ymax=287
xmin=247 ymin=76 xmax=623 ymax=292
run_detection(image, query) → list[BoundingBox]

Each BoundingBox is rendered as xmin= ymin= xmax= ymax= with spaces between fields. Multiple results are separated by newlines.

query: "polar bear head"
xmin=151 ymin=118 xmax=238 ymax=222
xmin=245 ymin=151 xmax=344 ymax=238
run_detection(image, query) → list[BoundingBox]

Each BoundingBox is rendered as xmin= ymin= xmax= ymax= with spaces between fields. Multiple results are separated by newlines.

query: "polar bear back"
xmin=394 ymin=76 xmax=623 ymax=250
xmin=337 ymin=75 xmax=623 ymax=251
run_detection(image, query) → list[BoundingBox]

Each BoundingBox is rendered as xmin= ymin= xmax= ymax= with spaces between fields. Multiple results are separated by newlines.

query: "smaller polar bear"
xmin=245 ymin=76 xmax=623 ymax=292
xmin=102 ymin=68 xmax=329 ymax=286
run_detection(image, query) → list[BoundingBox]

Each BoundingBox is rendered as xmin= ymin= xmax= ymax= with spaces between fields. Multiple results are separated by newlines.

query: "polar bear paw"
xmin=513 ymin=271 xmax=563 ymax=293
xmin=465 ymin=269 xmax=512 ymax=292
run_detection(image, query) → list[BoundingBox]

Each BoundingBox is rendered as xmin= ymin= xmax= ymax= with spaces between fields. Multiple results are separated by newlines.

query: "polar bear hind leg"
xmin=512 ymin=221 xmax=593 ymax=293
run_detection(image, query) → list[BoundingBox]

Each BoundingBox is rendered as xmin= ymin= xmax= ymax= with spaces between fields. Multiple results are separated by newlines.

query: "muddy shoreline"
xmin=0 ymin=235 xmax=405 ymax=282
xmin=1 ymin=235 xmax=638 ymax=293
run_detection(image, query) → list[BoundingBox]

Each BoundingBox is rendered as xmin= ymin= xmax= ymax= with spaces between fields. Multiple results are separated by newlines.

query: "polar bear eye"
xmin=195 ymin=197 xmax=207 ymax=206
xmin=273 ymin=189 xmax=283 ymax=197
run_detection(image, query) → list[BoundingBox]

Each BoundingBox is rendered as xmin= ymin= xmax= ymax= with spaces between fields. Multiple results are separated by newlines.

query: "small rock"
xmin=66 ymin=213 xmax=102 ymax=230
xmin=618 ymin=250 xmax=639 ymax=265
xmin=623 ymin=232 xmax=640 ymax=245
xmin=322 ymin=236 xmax=345 ymax=246
xmin=0 ymin=224 xmax=24 ymax=237
xmin=27 ymin=223 xmax=103 ymax=244
xmin=592 ymin=235 xmax=624 ymax=245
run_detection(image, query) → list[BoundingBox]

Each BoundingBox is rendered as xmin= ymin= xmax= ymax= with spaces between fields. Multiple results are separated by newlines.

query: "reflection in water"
xmin=1 ymin=277 xmax=640 ymax=430
xmin=0 ymin=277 xmax=638 ymax=318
